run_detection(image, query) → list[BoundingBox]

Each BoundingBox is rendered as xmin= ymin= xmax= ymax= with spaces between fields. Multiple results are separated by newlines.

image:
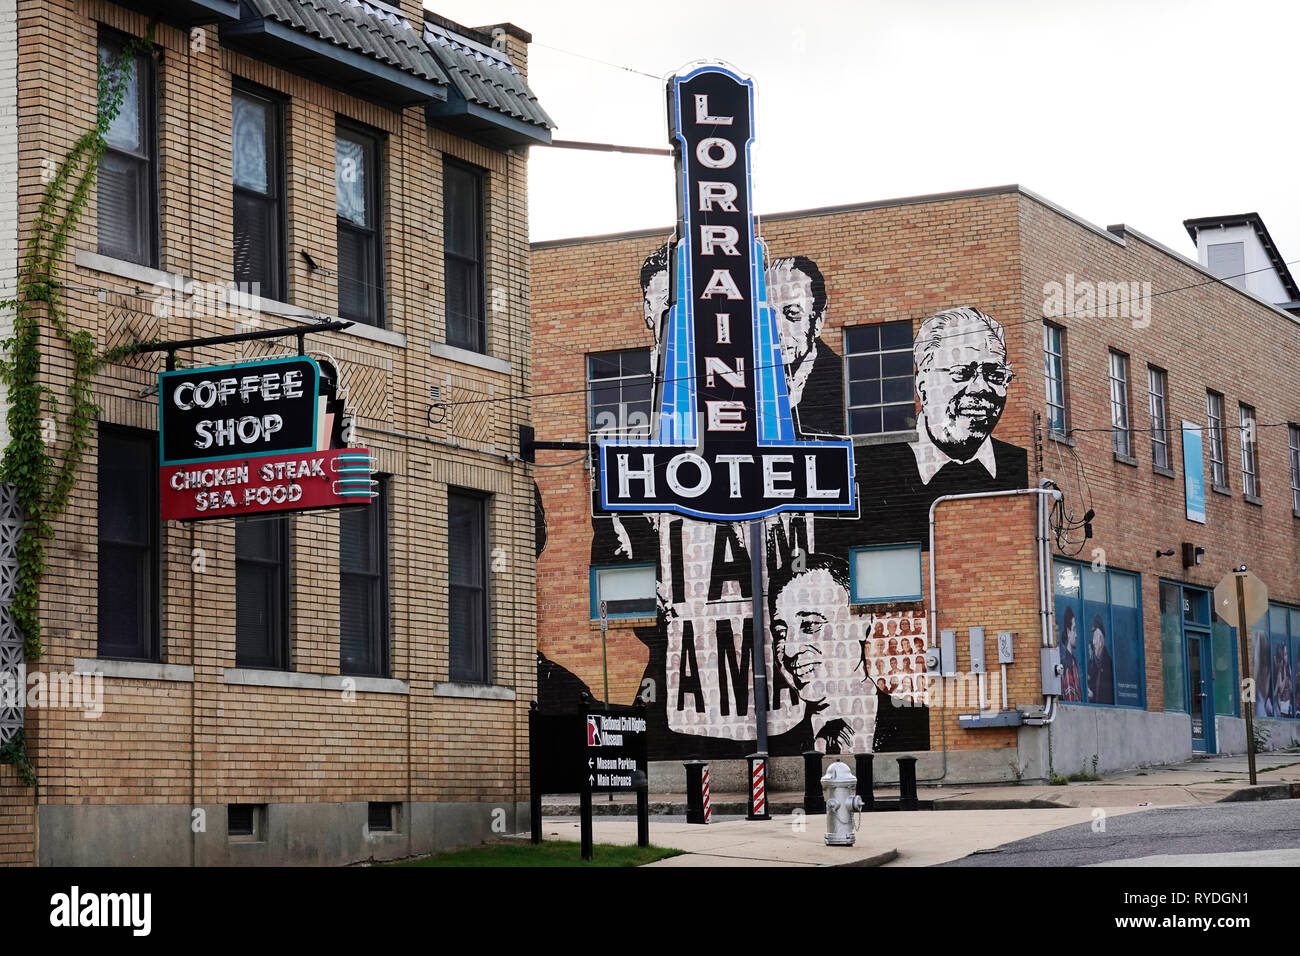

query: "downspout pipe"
xmin=919 ymin=486 xmax=1062 ymax=783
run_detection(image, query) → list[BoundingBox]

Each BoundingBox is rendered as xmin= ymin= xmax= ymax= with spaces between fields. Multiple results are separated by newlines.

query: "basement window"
xmin=227 ymin=804 xmax=266 ymax=843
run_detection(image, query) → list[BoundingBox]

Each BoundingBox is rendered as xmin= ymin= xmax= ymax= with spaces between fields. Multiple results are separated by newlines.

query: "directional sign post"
xmin=581 ymin=705 xmax=649 ymax=859
xmin=1215 ymin=567 xmax=1268 ymax=785
xmin=529 ymin=698 xmax=649 ymax=860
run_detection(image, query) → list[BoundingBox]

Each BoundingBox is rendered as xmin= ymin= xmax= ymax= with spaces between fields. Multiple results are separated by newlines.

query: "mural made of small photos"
xmin=538 ymin=247 xmax=1028 ymax=760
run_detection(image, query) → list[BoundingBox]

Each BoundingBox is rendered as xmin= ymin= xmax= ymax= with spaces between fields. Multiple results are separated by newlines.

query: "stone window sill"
xmin=1153 ymin=464 xmax=1176 ymax=479
xmin=1114 ymin=452 xmax=1138 ymax=467
xmin=430 ymin=341 xmax=512 ymax=375
xmin=222 ymin=289 xmax=407 ymax=349
xmin=852 ymin=430 xmax=918 ymax=447
xmin=1212 ymin=484 xmax=1232 ymax=497
xmin=73 ymin=658 xmax=194 ymax=682
xmin=432 ymin=681 xmax=516 ymax=701
xmin=75 ymin=249 xmax=190 ymax=293
xmin=1047 ymin=431 xmax=1074 ymax=446
xmin=223 ymin=668 xmax=409 ymax=695
xmin=1244 ymin=494 xmax=1264 ymax=507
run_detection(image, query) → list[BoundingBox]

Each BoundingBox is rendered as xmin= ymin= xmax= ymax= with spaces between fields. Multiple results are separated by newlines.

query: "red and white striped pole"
xmin=747 ymin=752 xmax=770 ymax=820
xmin=701 ymin=764 xmax=712 ymax=824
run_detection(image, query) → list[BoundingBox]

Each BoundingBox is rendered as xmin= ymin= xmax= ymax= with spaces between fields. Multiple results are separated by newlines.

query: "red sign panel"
xmin=161 ymin=448 xmax=375 ymax=521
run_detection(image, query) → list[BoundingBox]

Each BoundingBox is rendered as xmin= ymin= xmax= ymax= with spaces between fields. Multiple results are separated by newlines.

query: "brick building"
xmin=532 ymin=184 xmax=1300 ymax=788
xmin=0 ymin=0 xmax=551 ymax=865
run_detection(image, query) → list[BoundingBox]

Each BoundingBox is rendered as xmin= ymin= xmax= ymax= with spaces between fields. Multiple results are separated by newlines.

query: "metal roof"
xmin=423 ymin=21 xmax=554 ymax=132
xmin=243 ymin=0 xmax=450 ymax=87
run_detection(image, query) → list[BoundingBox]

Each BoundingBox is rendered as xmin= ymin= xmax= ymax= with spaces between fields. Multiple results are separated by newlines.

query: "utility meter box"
xmin=1041 ymin=645 xmax=1062 ymax=696
xmin=939 ymin=630 xmax=957 ymax=677
xmin=969 ymin=626 xmax=986 ymax=675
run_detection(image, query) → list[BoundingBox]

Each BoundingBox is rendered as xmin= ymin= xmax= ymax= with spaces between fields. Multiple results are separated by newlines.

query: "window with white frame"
xmin=588 ymin=350 xmax=653 ymax=437
xmin=1043 ymin=323 xmax=1067 ymax=435
xmin=1289 ymin=425 xmax=1300 ymax=513
xmin=1240 ymin=403 xmax=1259 ymax=498
xmin=1109 ymin=350 xmax=1130 ymax=458
xmin=849 ymin=544 xmax=922 ymax=604
xmin=1207 ymin=390 xmax=1227 ymax=488
xmin=590 ymin=564 xmax=656 ymax=619
xmin=1148 ymin=366 xmax=1169 ymax=469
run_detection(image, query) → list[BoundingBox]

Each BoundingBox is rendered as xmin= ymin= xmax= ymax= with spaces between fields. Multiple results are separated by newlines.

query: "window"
xmin=1207 ymin=391 xmax=1227 ymax=488
xmin=97 ymin=425 xmax=159 ymax=661
xmin=367 ymin=802 xmax=398 ymax=832
xmin=340 ymin=479 xmax=388 ymax=676
xmin=587 ymin=350 xmax=652 ymax=437
xmin=1257 ymin=603 xmax=1300 ymax=720
xmin=1148 ymin=366 xmax=1169 ymax=469
xmin=97 ymin=30 xmax=157 ymax=266
xmin=1291 ymin=424 xmax=1300 ymax=513
xmin=1043 ymin=322 xmax=1067 ymax=435
xmin=232 ymin=84 xmax=285 ymax=301
xmin=235 ymin=516 xmax=290 ymax=669
xmin=444 ymin=159 xmax=486 ymax=352
xmin=1108 ymin=350 xmax=1130 ymax=458
xmin=335 ymin=123 xmax=383 ymax=326
xmin=1052 ymin=560 xmax=1143 ymax=707
xmin=850 ymin=544 xmax=923 ymax=604
xmin=449 ymin=491 xmax=489 ymax=683
xmin=1240 ymin=403 xmax=1259 ymax=498
xmin=227 ymin=804 xmax=265 ymax=842
xmin=590 ymin=564 xmax=656 ymax=619
xmin=845 ymin=322 xmax=915 ymax=435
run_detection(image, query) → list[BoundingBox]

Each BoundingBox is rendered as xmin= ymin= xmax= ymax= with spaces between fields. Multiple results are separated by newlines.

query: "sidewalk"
xmin=538 ymin=751 xmax=1300 ymax=866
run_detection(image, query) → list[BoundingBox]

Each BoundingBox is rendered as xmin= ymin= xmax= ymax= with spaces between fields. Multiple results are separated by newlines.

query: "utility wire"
xmin=445 ymin=256 xmax=1300 ymax=411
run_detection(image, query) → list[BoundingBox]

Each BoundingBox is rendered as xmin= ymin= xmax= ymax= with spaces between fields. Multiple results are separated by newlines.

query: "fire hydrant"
xmin=821 ymin=760 xmax=864 ymax=846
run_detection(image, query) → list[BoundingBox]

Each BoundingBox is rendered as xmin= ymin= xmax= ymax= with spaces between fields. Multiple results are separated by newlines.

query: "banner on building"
xmin=158 ymin=355 xmax=375 ymax=520
xmin=1181 ymin=420 xmax=1206 ymax=524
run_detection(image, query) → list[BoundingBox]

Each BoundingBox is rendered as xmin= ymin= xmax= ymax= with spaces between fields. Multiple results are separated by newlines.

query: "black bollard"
xmin=897 ymin=755 xmax=919 ymax=810
xmin=855 ymin=753 xmax=875 ymax=811
xmin=802 ymin=750 xmax=826 ymax=814
xmin=684 ymin=760 xmax=708 ymax=824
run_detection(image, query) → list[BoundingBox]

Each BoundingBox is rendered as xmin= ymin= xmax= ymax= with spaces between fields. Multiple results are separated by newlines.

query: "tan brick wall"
xmin=1018 ymin=190 xmax=1300 ymax=716
xmin=4 ymin=0 xmax=539 ymax=862
xmin=533 ymin=184 xmax=1300 ymax=763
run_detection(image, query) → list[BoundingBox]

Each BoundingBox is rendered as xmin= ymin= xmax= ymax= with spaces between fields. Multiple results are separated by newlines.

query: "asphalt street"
xmin=940 ymin=799 xmax=1300 ymax=866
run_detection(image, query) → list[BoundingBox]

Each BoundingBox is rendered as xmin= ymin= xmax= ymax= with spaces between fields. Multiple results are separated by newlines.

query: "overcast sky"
xmin=431 ymin=0 xmax=1300 ymax=268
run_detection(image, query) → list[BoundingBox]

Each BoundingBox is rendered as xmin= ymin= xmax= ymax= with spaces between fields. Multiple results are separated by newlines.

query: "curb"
xmin=1217 ymin=782 xmax=1300 ymax=802
xmin=834 ymin=848 xmax=900 ymax=868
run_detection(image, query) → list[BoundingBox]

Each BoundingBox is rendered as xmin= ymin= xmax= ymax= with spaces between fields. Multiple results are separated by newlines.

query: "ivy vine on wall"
xmin=0 ymin=29 xmax=160 ymax=784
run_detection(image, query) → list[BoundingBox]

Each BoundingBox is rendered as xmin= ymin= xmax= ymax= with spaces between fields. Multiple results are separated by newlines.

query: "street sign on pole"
xmin=1213 ymin=569 xmax=1267 ymax=630
xmin=1216 ymin=567 xmax=1267 ymax=786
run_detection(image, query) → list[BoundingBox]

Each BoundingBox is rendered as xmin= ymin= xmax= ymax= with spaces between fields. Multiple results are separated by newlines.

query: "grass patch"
xmin=386 ymin=840 xmax=684 ymax=868
xmin=1049 ymin=769 xmax=1103 ymax=786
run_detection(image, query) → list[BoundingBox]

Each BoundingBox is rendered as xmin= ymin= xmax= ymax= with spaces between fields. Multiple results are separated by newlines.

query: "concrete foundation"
xmin=1217 ymin=716 xmax=1300 ymax=755
xmin=1017 ymin=704 xmax=1192 ymax=781
xmin=38 ymin=800 xmax=530 ymax=867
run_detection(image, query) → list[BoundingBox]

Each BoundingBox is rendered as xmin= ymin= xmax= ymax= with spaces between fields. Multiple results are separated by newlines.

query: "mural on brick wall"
xmin=537 ymin=245 xmax=1029 ymax=759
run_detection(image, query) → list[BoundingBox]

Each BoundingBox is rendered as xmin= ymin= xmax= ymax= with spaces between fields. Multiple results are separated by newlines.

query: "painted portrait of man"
xmin=765 ymin=255 xmax=844 ymax=437
xmin=768 ymin=554 xmax=876 ymax=754
xmin=910 ymin=306 xmax=1015 ymax=484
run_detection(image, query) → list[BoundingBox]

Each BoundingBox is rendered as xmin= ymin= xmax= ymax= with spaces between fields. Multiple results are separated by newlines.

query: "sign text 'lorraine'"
xmin=596 ymin=64 xmax=855 ymax=521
